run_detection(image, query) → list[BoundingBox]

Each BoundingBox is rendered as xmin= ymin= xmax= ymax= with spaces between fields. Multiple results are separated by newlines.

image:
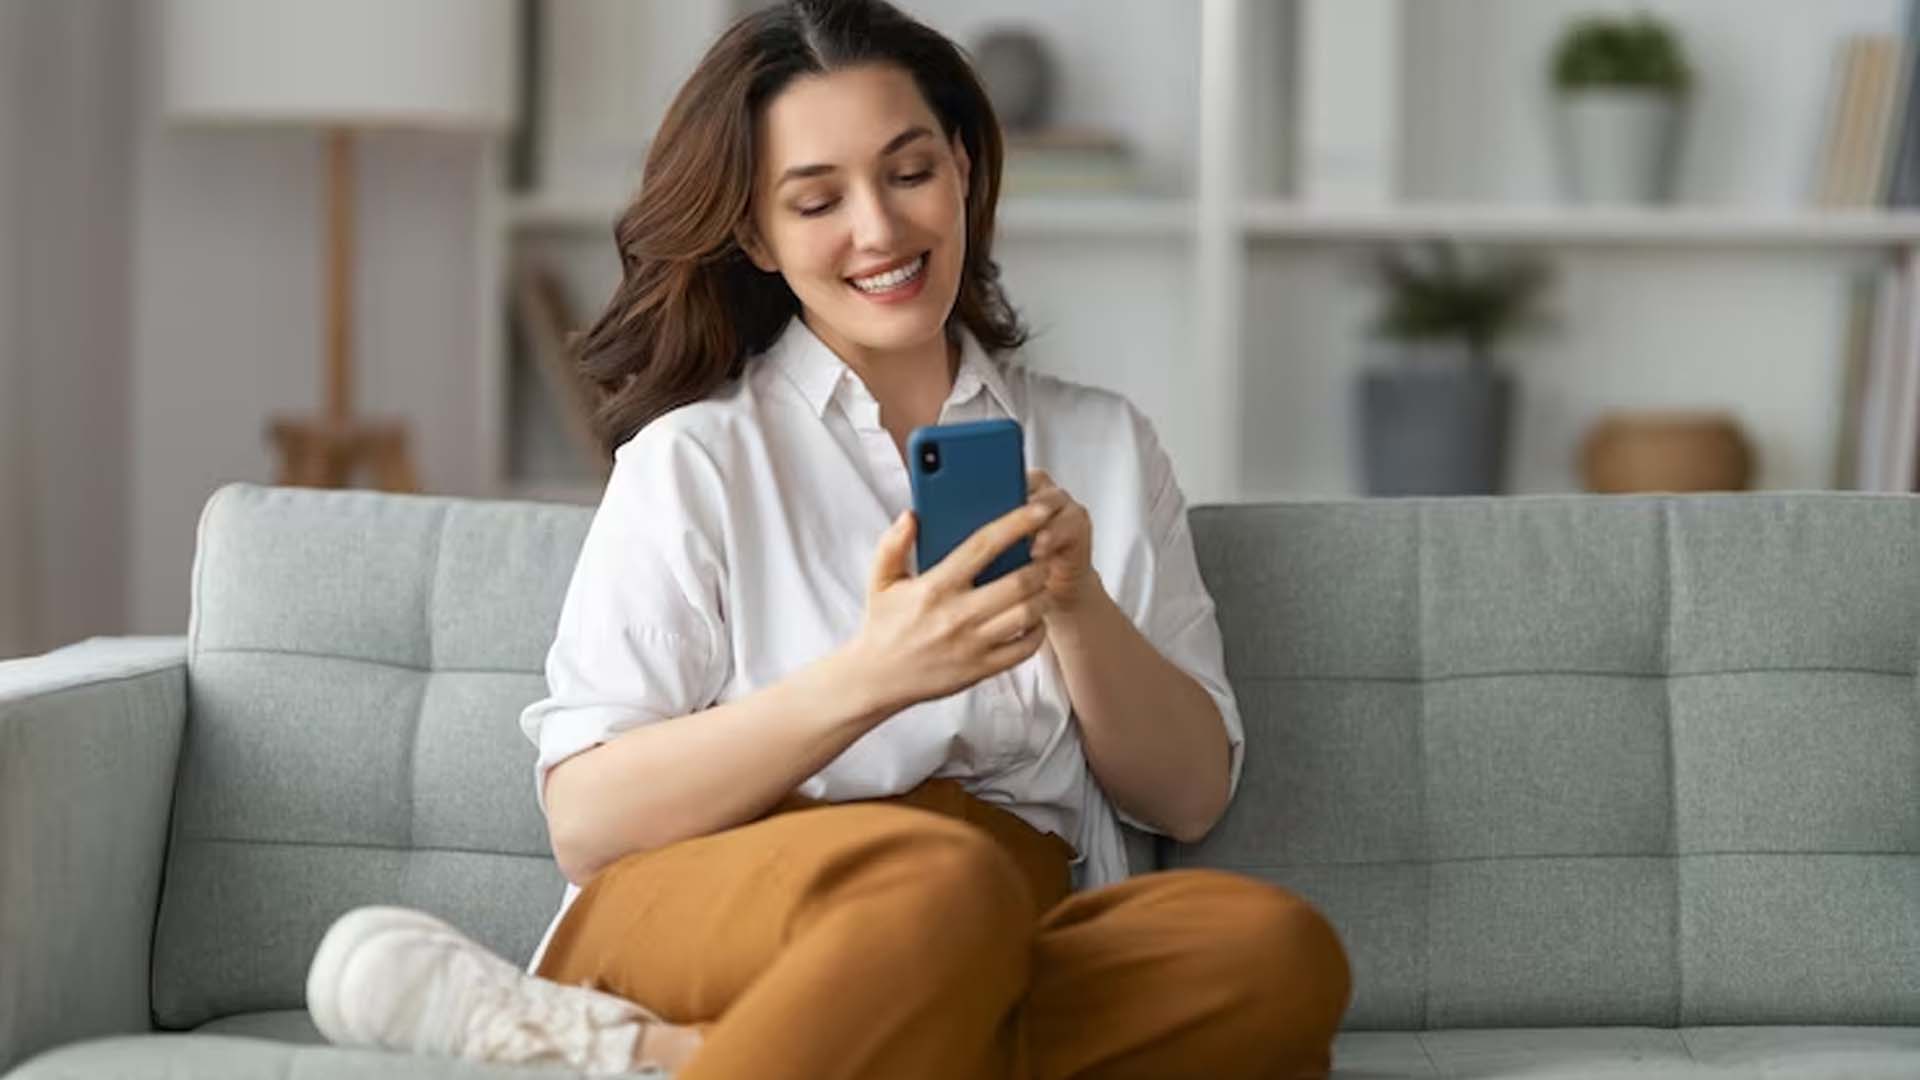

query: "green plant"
xmin=1552 ymin=12 xmax=1691 ymax=93
xmin=1366 ymin=240 xmax=1555 ymax=367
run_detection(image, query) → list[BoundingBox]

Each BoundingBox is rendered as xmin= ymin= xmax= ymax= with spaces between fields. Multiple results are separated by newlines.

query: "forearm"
xmin=543 ymin=647 xmax=889 ymax=885
xmin=1046 ymin=576 xmax=1231 ymax=842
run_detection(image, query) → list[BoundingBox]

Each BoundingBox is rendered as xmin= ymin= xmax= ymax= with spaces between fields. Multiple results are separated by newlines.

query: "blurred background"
xmin=5 ymin=0 xmax=1920 ymax=657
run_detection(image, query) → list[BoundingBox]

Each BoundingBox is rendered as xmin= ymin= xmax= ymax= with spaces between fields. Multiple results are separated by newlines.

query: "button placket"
xmin=988 ymin=670 xmax=1026 ymax=768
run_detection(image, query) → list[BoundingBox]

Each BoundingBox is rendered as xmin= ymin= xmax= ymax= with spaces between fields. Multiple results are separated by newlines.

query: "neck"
xmin=804 ymin=314 xmax=957 ymax=442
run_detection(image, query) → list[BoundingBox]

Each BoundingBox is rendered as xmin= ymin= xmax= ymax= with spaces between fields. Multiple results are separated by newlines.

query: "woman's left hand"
xmin=1026 ymin=469 xmax=1097 ymax=617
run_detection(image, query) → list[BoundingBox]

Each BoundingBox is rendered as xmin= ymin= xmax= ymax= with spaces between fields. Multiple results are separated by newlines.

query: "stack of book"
xmin=1813 ymin=30 xmax=1920 ymax=208
xmin=1835 ymin=262 xmax=1920 ymax=491
xmin=511 ymin=256 xmax=612 ymax=483
xmin=1000 ymin=130 xmax=1142 ymax=197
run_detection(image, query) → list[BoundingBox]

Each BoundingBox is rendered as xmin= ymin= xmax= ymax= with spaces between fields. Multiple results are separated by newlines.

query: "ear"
xmin=735 ymin=220 xmax=778 ymax=273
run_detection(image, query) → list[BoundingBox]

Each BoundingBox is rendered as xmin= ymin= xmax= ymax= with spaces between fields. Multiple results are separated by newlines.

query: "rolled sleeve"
xmin=1125 ymin=405 xmax=1246 ymax=818
xmin=518 ymin=427 xmax=731 ymax=816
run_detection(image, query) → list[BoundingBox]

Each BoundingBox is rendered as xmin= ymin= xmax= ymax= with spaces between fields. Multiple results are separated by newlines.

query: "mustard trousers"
xmin=536 ymin=780 xmax=1352 ymax=1079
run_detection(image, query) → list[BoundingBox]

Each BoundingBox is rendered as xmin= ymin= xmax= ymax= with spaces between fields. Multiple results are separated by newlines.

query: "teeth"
xmin=851 ymin=255 xmax=924 ymax=293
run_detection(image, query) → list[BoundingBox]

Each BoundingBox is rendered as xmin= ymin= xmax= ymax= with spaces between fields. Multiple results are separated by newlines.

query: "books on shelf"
xmin=1814 ymin=33 xmax=1919 ymax=208
xmin=510 ymin=256 xmax=612 ymax=482
xmin=1840 ymin=260 xmax=1920 ymax=491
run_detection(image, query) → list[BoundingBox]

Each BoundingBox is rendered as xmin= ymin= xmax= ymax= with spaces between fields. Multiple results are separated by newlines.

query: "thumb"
xmin=867 ymin=511 xmax=916 ymax=594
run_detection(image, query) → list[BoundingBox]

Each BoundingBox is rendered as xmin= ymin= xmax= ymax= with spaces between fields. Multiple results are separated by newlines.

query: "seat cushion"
xmin=1333 ymin=1026 xmax=1920 ymax=1078
xmin=4 ymin=1011 xmax=595 ymax=1079
xmin=15 ymin=1019 xmax=1918 ymax=1078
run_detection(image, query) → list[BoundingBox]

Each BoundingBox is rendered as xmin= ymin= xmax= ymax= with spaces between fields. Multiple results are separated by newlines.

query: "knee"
xmin=1177 ymin=872 xmax=1353 ymax=1033
xmin=808 ymin=806 xmax=1036 ymax=958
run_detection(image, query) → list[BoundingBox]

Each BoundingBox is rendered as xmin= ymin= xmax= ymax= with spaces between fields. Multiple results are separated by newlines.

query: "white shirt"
xmin=518 ymin=318 xmax=1245 ymax=973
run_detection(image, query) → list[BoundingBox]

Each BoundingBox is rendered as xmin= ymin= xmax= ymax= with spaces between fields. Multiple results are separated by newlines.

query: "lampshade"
xmin=163 ymin=0 xmax=517 ymax=132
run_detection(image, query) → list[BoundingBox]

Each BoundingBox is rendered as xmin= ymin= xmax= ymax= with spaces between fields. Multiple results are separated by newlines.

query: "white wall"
xmin=1241 ymin=0 xmax=1907 ymax=498
xmin=127 ymin=0 xmax=492 ymax=634
xmin=0 ymin=0 xmax=135 ymax=657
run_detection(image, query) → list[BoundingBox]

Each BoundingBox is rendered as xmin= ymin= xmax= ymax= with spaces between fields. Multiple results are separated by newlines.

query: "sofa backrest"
xmin=153 ymin=484 xmax=586 ymax=1027
xmin=1174 ymin=494 xmax=1920 ymax=1032
xmin=156 ymin=484 xmax=1920 ymax=1034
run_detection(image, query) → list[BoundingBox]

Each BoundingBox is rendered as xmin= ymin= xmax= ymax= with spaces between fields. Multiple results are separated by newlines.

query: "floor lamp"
xmin=162 ymin=0 xmax=516 ymax=492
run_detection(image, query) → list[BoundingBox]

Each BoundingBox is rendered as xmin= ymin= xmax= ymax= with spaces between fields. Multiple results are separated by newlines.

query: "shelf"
xmin=1241 ymin=202 xmax=1920 ymax=247
xmin=505 ymin=193 xmax=1194 ymax=241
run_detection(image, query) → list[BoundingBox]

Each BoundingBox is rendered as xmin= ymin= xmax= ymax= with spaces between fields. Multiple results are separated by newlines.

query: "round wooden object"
xmin=1579 ymin=411 xmax=1754 ymax=493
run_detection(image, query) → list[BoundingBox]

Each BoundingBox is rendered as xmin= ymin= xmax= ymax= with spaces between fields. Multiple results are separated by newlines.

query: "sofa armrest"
xmin=0 ymin=637 xmax=188 ymax=1072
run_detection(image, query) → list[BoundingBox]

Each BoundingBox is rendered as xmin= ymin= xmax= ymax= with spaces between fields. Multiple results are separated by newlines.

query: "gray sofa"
xmin=5 ymin=482 xmax=1919 ymax=1079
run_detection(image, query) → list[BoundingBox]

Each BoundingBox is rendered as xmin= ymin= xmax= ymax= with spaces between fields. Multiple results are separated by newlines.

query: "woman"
xmin=305 ymin=1 xmax=1351 ymax=1076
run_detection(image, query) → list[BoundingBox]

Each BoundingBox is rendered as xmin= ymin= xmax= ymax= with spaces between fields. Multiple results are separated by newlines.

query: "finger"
xmin=1033 ymin=505 xmax=1084 ymax=559
xmin=1026 ymin=468 xmax=1055 ymax=494
xmin=1023 ymin=493 xmax=1069 ymax=553
xmin=928 ymin=502 xmax=1050 ymax=591
xmin=982 ymin=621 xmax=1048 ymax=670
xmin=976 ymin=593 xmax=1049 ymax=644
xmin=952 ymin=560 xmax=1048 ymax=625
xmin=1027 ymin=487 xmax=1069 ymax=516
xmin=867 ymin=511 xmax=916 ymax=594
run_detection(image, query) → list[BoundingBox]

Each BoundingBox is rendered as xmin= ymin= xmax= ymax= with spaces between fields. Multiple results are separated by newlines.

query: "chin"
xmin=824 ymin=281 xmax=960 ymax=354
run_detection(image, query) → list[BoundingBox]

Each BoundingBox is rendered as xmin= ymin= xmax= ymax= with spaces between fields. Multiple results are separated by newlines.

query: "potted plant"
xmin=1550 ymin=12 xmax=1692 ymax=204
xmin=1356 ymin=241 xmax=1555 ymax=496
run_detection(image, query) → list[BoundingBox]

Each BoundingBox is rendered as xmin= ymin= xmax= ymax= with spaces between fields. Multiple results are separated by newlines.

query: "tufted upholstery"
xmin=1170 ymin=495 xmax=1920 ymax=1032
xmin=151 ymin=484 xmax=585 ymax=1027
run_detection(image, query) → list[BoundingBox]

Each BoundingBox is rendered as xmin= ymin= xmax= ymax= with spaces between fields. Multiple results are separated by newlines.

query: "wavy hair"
xmin=574 ymin=0 xmax=1028 ymax=454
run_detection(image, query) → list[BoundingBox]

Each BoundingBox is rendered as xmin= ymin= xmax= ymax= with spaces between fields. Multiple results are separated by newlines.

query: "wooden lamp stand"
xmin=268 ymin=131 xmax=420 ymax=493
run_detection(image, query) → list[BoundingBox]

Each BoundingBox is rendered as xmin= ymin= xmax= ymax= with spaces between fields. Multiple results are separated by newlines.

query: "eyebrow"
xmin=776 ymin=126 xmax=934 ymax=187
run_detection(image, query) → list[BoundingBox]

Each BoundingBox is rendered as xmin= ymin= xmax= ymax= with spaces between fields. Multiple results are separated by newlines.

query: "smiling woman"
xmin=303 ymin=2 xmax=1350 ymax=1078
xmin=574 ymin=5 xmax=1026 ymax=455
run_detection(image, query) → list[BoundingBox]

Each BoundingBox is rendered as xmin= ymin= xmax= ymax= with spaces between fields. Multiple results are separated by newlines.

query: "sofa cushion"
xmin=1176 ymin=496 xmax=1920 ymax=1031
xmin=16 ymin=1019 xmax=1918 ymax=1078
xmin=1331 ymin=1026 xmax=1920 ymax=1078
xmin=151 ymin=486 xmax=588 ymax=1027
xmin=6 ymin=1032 xmax=585 ymax=1079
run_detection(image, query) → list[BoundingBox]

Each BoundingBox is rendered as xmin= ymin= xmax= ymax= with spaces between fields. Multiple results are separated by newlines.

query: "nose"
xmin=847 ymin=182 xmax=901 ymax=254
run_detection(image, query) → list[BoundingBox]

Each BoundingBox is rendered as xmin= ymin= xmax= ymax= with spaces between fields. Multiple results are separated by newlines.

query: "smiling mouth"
xmin=847 ymin=253 xmax=927 ymax=294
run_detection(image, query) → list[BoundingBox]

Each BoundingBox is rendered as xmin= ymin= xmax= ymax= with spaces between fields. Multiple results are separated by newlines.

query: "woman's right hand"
xmin=840 ymin=504 xmax=1054 ymax=717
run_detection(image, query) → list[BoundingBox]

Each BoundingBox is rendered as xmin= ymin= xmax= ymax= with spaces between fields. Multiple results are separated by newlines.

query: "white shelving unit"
xmin=480 ymin=0 xmax=1920 ymax=506
xmin=1242 ymin=203 xmax=1920 ymax=247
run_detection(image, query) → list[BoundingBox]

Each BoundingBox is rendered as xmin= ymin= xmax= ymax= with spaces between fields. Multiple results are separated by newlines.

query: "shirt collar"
xmin=766 ymin=316 xmax=1018 ymax=421
xmin=765 ymin=318 xmax=848 ymax=420
xmin=951 ymin=329 xmax=1019 ymax=419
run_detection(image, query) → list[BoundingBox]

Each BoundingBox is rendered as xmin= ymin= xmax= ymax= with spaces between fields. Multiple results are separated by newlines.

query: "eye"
xmin=896 ymin=169 xmax=933 ymax=184
xmin=797 ymin=199 xmax=838 ymax=218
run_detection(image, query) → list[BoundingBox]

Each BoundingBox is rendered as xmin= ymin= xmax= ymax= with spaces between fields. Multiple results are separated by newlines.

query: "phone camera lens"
xmin=920 ymin=444 xmax=940 ymax=472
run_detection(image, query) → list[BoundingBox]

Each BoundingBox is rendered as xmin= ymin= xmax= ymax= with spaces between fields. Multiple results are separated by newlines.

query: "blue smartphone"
xmin=906 ymin=418 xmax=1031 ymax=587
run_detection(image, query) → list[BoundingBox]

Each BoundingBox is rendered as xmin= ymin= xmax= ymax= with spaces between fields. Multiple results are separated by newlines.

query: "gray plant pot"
xmin=1553 ymin=88 xmax=1684 ymax=204
xmin=1356 ymin=362 xmax=1515 ymax=496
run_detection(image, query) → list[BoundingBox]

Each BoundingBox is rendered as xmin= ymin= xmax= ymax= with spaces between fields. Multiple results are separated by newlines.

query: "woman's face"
xmin=742 ymin=62 xmax=971 ymax=359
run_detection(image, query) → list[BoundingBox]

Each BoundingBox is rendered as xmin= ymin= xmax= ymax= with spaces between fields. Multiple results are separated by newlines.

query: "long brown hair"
xmin=575 ymin=0 xmax=1029 ymax=454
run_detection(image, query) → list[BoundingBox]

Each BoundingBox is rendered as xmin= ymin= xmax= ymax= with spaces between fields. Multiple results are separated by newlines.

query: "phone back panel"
xmin=907 ymin=419 xmax=1030 ymax=587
